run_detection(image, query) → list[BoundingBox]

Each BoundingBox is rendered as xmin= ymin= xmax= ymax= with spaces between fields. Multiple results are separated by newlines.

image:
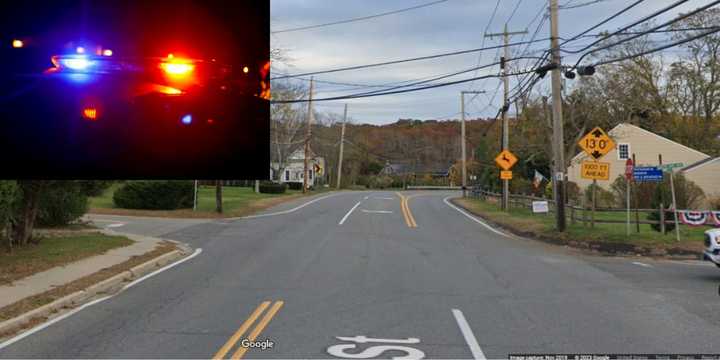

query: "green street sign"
xmin=659 ymin=162 xmax=684 ymax=171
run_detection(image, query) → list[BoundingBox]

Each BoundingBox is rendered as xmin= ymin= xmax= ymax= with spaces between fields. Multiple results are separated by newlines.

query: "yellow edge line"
xmin=405 ymin=196 xmax=417 ymax=228
xmin=213 ymin=301 xmax=271 ymax=360
xmin=231 ymin=300 xmax=284 ymax=359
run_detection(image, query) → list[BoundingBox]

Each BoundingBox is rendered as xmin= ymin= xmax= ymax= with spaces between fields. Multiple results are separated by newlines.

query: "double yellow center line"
xmin=213 ymin=300 xmax=284 ymax=359
xmin=396 ymin=192 xmax=417 ymax=228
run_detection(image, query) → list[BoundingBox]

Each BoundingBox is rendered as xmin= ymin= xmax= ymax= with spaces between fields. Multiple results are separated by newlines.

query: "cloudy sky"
xmin=270 ymin=0 xmax=702 ymax=125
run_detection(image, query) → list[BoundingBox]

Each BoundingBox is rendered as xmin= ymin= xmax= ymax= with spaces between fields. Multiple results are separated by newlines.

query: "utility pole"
xmin=336 ymin=104 xmax=347 ymax=189
xmin=486 ymin=24 xmax=527 ymax=211
xmin=549 ymin=0 xmax=566 ymax=231
xmin=303 ymin=77 xmax=314 ymax=194
xmin=460 ymin=91 xmax=485 ymax=197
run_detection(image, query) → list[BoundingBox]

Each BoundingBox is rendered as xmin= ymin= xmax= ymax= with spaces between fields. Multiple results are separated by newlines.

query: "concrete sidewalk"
xmin=0 ymin=231 xmax=162 ymax=309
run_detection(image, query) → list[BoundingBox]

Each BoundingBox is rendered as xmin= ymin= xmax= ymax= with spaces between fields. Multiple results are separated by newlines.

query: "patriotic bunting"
xmin=711 ymin=211 xmax=720 ymax=226
xmin=678 ymin=210 xmax=709 ymax=226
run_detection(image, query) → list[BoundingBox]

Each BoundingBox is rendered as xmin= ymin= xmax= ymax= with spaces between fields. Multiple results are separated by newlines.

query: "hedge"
xmin=113 ymin=181 xmax=194 ymax=210
xmin=259 ymin=182 xmax=287 ymax=194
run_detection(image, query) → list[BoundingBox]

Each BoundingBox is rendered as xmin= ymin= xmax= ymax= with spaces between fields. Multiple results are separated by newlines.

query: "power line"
xmin=559 ymin=0 xmax=614 ymax=10
xmin=559 ymin=0 xmax=646 ymax=46
xmin=571 ymin=1 xmax=720 ymax=68
xmin=271 ymin=0 xmax=450 ymax=34
xmin=562 ymin=0 xmax=691 ymax=53
xmin=319 ymin=56 xmax=543 ymax=99
xmin=271 ymin=69 xmax=537 ymax=104
xmin=590 ymin=25 xmax=720 ymax=67
xmin=465 ymin=0 xmax=501 ymax=92
xmin=271 ymin=37 xmax=552 ymax=80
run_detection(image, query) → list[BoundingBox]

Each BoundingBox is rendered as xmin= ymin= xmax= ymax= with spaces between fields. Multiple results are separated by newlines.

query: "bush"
xmin=113 ymin=181 xmax=194 ymax=210
xmin=287 ymin=182 xmax=303 ymax=190
xmin=36 ymin=181 xmax=89 ymax=227
xmin=77 ymin=180 xmax=114 ymax=197
xmin=259 ymin=182 xmax=287 ymax=194
xmin=583 ymin=182 xmax=616 ymax=208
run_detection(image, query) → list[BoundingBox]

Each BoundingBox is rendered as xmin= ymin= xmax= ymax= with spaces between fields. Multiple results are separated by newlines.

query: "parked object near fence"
xmin=532 ymin=201 xmax=549 ymax=213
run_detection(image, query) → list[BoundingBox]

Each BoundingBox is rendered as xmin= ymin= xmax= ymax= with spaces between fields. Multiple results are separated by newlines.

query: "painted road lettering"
xmin=327 ymin=336 xmax=425 ymax=359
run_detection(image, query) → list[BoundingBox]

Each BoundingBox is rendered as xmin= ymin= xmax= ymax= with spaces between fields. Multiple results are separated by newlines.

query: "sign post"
xmin=670 ymin=170 xmax=681 ymax=242
xmin=494 ymin=149 xmax=518 ymax=211
xmin=578 ymin=127 xmax=615 ymax=230
xmin=625 ymin=158 xmax=634 ymax=237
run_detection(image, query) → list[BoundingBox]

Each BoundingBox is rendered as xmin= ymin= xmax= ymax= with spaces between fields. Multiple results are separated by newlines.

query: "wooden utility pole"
xmin=460 ymin=91 xmax=485 ymax=197
xmin=336 ymin=104 xmax=347 ymax=189
xmin=549 ymin=0 xmax=566 ymax=231
xmin=303 ymin=77 xmax=314 ymax=193
xmin=486 ymin=24 xmax=527 ymax=210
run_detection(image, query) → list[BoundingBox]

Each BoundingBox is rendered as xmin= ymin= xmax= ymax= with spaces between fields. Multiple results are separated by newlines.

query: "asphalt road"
xmin=2 ymin=191 xmax=720 ymax=359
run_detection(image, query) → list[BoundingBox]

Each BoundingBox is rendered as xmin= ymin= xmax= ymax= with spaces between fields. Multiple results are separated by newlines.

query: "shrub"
xmin=645 ymin=173 xmax=704 ymax=232
xmin=583 ymin=182 xmax=616 ymax=208
xmin=259 ymin=182 xmax=287 ymax=194
xmin=77 ymin=180 xmax=114 ymax=197
xmin=113 ymin=181 xmax=193 ymax=210
xmin=287 ymin=182 xmax=303 ymax=190
xmin=36 ymin=181 xmax=89 ymax=227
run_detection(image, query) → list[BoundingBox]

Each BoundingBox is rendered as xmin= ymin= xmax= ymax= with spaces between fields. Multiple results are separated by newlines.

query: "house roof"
xmin=682 ymin=157 xmax=720 ymax=172
xmin=571 ymin=123 xmax=709 ymax=162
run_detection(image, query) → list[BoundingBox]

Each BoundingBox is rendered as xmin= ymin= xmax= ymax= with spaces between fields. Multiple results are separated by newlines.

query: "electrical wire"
xmin=559 ymin=0 xmax=646 ymax=46
xmin=271 ymin=37 xmax=551 ymax=80
xmin=271 ymin=69 xmax=537 ymax=104
xmin=571 ymin=1 xmax=720 ymax=69
xmin=271 ymin=0 xmax=450 ymax=34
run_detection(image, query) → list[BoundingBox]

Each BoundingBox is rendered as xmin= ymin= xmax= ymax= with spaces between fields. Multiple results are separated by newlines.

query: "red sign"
xmin=625 ymin=158 xmax=634 ymax=181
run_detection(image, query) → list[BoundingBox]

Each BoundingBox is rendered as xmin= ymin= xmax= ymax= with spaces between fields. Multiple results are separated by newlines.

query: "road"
xmin=2 ymin=191 xmax=720 ymax=359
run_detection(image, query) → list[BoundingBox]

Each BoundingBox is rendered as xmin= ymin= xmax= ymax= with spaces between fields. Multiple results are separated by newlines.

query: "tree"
xmin=215 ymin=181 xmax=223 ymax=213
xmin=270 ymin=81 xmax=308 ymax=181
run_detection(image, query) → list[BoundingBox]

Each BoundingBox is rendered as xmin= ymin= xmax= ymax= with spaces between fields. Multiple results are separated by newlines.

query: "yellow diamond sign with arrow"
xmin=495 ymin=149 xmax=518 ymax=171
xmin=578 ymin=127 xmax=615 ymax=160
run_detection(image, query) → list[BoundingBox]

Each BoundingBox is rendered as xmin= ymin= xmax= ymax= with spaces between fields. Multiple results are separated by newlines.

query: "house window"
xmin=618 ymin=143 xmax=630 ymax=160
xmin=309 ymin=170 xmax=313 ymax=180
xmin=284 ymin=170 xmax=290 ymax=181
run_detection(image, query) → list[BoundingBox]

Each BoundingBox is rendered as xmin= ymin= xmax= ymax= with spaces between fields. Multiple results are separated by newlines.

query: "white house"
xmin=271 ymin=149 xmax=326 ymax=188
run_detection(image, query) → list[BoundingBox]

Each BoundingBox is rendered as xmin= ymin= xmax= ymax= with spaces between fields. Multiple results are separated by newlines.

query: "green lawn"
xmin=0 ymin=233 xmax=134 ymax=285
xmin=456 ymin=197 xmax=708 ymax=251
xmin=89 ymin=183 xmax=329 ymax=218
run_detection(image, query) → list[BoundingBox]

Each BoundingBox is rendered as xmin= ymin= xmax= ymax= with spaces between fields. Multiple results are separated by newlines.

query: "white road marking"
xmin=230 ymin=193 xmax=341 ymax=220
xmin=361 ymin=210 xmax=393 ymax=214
xmin=364 ymin=196 xmax=369 ymax=200
xmin=443 ymin=196 xmax=509 ymax=238
xmin=374 ymin=197 xmax=395 ymax=200
xmin=632 ymin=261 xmax=653 ymax=268
xmin=123 ymin=248 xmax=203 ymax=290
xmin=452 ymin=309 xmax=487 ymax=360
xmin=339 ymin=201 xmax=363 ymax=225
xmin=0 ymin=296 xmax=112 ymax=350
xmin=0 ymin=248 xmax=203 ymax=350
xmin=335 ymin=336 xmax=419 ymax=344
xmin=105 ymin=223 xmax=126 ymax=228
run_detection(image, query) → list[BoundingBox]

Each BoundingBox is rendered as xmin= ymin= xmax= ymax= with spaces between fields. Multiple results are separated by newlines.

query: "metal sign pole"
xmin=669 ymin=171 xmax=681 ymax=242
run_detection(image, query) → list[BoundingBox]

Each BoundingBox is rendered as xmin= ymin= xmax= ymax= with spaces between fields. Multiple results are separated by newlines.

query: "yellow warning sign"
xmin=500 ymin=170 xmax=513 ymax=180
xmin=578 ymin=127 xmax=615 ymax=160
xmin=580 ymin=160 xmax=610 ymax=180
xmin=495 ymin=150 xmax=518 ymax=171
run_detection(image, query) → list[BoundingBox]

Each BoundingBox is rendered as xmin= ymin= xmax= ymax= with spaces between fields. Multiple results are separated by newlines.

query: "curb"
xmin=450 ymin=197 xmax=702 ymax=261
xmin=0 ymin=242 xmax=190 ymax=337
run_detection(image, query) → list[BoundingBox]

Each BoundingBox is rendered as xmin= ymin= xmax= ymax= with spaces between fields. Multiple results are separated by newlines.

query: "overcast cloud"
xmin=270 ymin=0 xmax=702 ymax=125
